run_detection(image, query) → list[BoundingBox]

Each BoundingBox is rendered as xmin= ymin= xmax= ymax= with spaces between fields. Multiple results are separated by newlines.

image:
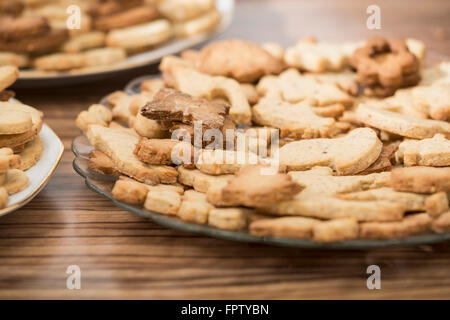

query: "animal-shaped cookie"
xmin=279 ymin=128 xmax=382 ymax=175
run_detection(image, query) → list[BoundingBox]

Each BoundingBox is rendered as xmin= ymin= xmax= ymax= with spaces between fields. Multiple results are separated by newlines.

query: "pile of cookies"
xmin=76 ymin=37 xmax=450 ymax=242
xmin=0 ymin=0 xmax=222 ymax=73
xmin=0 ymin=65 xmax=45 ymax=209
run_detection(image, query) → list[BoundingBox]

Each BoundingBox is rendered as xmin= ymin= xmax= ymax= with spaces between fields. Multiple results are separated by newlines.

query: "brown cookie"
xmin=391 ymin=167 xmax=450 ymax=193
xmin=0 ymin=29 xmax=68 ymax=54
xmin=220 ymin=165 xmax=303 ymax=208
xmin=350 ymin=37 xmax=420 ymax=97
xmin=0 ymin=16 xmax=49 ymax=41
xmin=141 ymin=88 xmax=229 ymax=131
xmin=191 ymin=39 xmax=284 ymax=83
xmin=94 ymin=5 xmax=159 ymax=31
xmin=88 ymin=0 xmax=144 ymax=17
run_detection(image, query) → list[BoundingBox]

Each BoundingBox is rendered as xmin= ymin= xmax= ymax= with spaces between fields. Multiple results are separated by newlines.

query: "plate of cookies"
xmin=73 ymin=37 xmax=450 ymax=248
xmin=0 ymin=65 xmax=64 ymax=216
xmin=1 ymin=0 xmax=234 ymax=87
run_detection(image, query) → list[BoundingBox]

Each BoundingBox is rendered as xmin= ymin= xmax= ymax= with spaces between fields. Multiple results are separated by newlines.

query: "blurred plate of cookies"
xmin=1 ymin=0 xmax=234 ymax=87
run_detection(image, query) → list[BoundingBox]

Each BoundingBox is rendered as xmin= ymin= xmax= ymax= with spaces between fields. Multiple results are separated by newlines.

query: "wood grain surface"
xmin=1 ymin=0 xmax=450 ymax=299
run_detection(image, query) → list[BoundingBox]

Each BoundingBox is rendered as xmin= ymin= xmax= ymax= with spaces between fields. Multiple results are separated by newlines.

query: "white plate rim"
xmin=0 ymin=124 xmax=64 ymax=217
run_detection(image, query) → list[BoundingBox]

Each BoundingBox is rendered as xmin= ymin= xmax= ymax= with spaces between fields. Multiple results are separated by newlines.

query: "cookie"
xmin=0 ymin=28 xmax=68 ymax=54
xmin=156 ymin=0 xmax=215 ymax=22
xmin=144 ymin=187 xmax=182 ymax=215
xmin=134 ymin=138 xmax=193 ymax=166
xmin=195 ymin=149 xmax=262 ymax=176
xmin=312 ymin=218 xmax=359 ymax=242
xmin=177 ymin=166 xmax=233 ymax=193
xmin=76 ymin=104 xmax=112 ymax=133
xmin=284 ymin=40 xmax=349 ymax=72
xmin=17 ymin=136 xmax=43 ymax=171
xmin=208 ymin=208 xmax=251 ymax=231
xmin=258 ymin=69 xmax=353 ymax=108
xmin=87 ymin=125 xmax=178 ymax=185
xmin=250 ymin=216 xmax=318 ymax=239
xmin=279 ymin=128 xmax=382 ymax=175
xmin=431 ymin=211 xmax=450 ymax=233
xmin=141 ymin=88 xmax=229 ymax=130
xmin=396 ymin=134 xmax=450 ymax=167
xmin=360 ymin=213 xmax=431 ymax=239
xmin=359 ymin=142 xmax=399 ymax=174
xmin=0 ymin=102 xmax=43 ymax=149
xmin=112 ymin=176 xmax=149 ymax=205
xmin=62 ymin=31 xmax=106 ymax=54
xmin=305 ymin=70 xmax=359 ymax=96
xmin=2 ymin=169 xmax=29 ymax=194
xmin=337 ymin=187 xmax=427 ymax=212
xmin=88 ymin=150 xmax=120 ymax=177
xmin=391 ymin=167 xmax=450 ymax=193
xmin=0 ymin=66 xmax=18 ymax=92
xmin=106 ymin=19 xmax=171 ymax=50
xmin=252 ymin=97 xmax=340 ymax=140
xmin=94 ymin=5 xmax=159 ymax=31
xmin=425 ymin=192 xmax=449 ymax=218
xmin=250 ymin=216 xmax=359 ymax=242
xmin=88 ymin=0 xmax=144 ymax=17
xmin=159 ymin=64 xmax=251 ymax=125
xmin=177 ymin=191 xmax=213 ymax=224
xmin=217 ymin=165 xmax=302 ymax=208
xmin=188 ymin=39 xmax=284 ymax=83
xmin=82 ymin=47 xmax=126 ymax=67
xmin=262 ymin=42 xmax=284 ymax=61
xmin=173 ymin=9 xmax=220 ymax=37
xmin=356 ymin=104 xmax=450 ymax=139
xmin=34 ymin=53 xmax=85 ymax=71
xmin=259 ymin=167 xmax=401 ymax=222
xmin=0 ymin=16 xmax=49 ymax=41
xmin=0 ymin=148 xmax=20 ymax=173
xmin=0 ymin=52 xmax=28 ymax=68
xmin=412 ymin=84 xmax=450 ymax=121
xmin=140 ymin=79 xmax=165 ymax=95
xmin=0 ymin=109 xmax=32 ymax=135
xmin=350 ymin=37 xmax=420 ymax=96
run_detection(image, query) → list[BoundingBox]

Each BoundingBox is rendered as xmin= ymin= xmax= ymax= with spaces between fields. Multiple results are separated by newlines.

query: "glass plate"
xmin=72 ymin=132 xmax=450 ymax=249
xmin=14 ymin=0 xmax=234 ymax=88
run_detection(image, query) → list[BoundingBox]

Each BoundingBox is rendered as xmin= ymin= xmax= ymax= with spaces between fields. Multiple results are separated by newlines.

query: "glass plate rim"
xmin=71 ymin=135 xmax=450 ymax=249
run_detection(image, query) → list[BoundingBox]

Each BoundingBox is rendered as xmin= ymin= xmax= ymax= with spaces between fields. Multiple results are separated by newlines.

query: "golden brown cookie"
xmin=0 ymin=102 xmax=43 ymax=149
xmin=191 ymin=39 xmax=284 ymax=82
xmin=218 ymin=165 xmax=303 ymax=208
xmin=0 ymin=28 xmax=68 ymax=54
xmin=391 ymin=167 xmax=450 ymax=193
xmin=17 ymin=136 xmax=43 ymax=171
xmin=94 ymin=5 xmax=159 ymax=31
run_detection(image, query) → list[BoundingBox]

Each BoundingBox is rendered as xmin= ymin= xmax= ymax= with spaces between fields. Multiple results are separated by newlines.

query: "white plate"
xmin=14 ymin=0 xmax=235 ymax=88
xmin=0 ymin=124 xmax=64 ymax=217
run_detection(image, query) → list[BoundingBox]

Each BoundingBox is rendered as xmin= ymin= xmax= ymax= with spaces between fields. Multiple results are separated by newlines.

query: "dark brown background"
xmin=1 ymin=0 xmax=450 ymax=299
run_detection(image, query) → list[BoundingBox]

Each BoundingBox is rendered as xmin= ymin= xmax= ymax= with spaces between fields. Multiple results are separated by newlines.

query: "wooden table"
xmin=1 ymin=0 xmax=450 ymax=299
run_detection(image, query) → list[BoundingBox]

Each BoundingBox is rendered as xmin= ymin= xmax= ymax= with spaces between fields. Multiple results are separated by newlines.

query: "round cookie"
xmin=0 ymin=102 xmax=43 ymax=149
xmin=17 ymin=136 xmax=44 ymax=171
xmin=0 ymin=110 xmax=32 ymax=134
